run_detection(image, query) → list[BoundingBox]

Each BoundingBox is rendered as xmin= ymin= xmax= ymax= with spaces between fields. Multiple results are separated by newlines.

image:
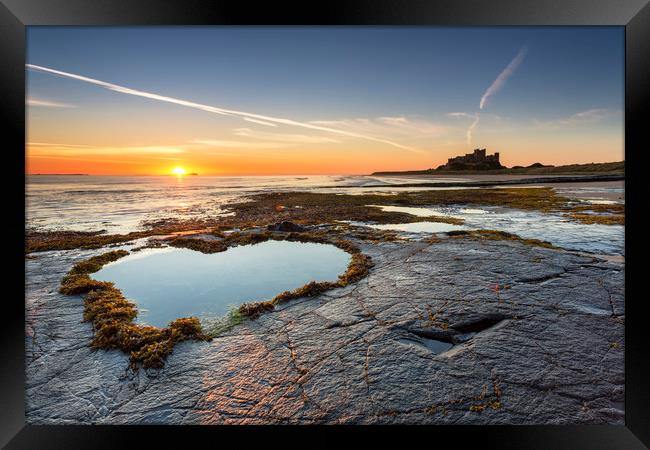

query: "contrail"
xmin=27 ymin=98 xmax=74 ymax=108
xmin=27 ymin=64 xmax=416 ymax=152
xmin=479 ymin=46 xmax=527 ymax=110
xmin=448 ymin=112 xmax=480 ymax=146
xmin=466 ymin=114 xmax=480 ymax=146
xmin=243 ymin=117 xmax=277 ymax=127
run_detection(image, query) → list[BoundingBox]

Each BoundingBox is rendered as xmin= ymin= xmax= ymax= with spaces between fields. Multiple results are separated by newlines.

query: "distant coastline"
xmin=371 ymin=161 xmax=624 ymax=176
xmin=29 ymin=173 xmax=90 ymax=176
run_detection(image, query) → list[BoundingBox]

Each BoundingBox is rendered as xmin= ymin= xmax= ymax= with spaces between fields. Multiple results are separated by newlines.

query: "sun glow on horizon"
xmin=171 ymin=166 xmax=187 ymax=175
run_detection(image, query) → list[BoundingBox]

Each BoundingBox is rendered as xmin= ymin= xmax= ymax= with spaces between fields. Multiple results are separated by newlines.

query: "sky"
xmin=26 ymin=27 xmax=624 ymax=175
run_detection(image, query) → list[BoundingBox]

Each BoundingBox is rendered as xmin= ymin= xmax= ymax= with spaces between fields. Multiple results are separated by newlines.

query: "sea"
xmin=26 ymin=175 xmax=625 ymax=255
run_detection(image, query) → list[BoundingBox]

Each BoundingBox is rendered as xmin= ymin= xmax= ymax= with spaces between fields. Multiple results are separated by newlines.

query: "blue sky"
xmin=26 ymin=27 xmax=624 ymax=175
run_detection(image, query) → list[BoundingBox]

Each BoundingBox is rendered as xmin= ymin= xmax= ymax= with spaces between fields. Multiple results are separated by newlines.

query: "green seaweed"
xmin=59 ymin=250 xmax=210 ymax=369
xmin=448 ymin=229 xmax=558 ymax=249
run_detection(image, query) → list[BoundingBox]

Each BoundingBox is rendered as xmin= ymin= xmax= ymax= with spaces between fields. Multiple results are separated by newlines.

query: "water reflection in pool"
xmin=93 ymin=240 xmax=351 ymax=328
xmin=367 ymin=222 xmax=466 ymax=233
xmin=368 ymin=204 xmax=487 ymax=217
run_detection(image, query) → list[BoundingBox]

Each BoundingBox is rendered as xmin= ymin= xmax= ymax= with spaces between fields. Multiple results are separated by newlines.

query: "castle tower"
xmin=439 ymin=148 xmax=502 ymax=170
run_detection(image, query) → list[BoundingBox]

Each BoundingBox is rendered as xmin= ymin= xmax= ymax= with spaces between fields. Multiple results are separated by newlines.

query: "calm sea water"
xmin=26 ymin=174 xmax=442 ymax=233
xmin=26 ymin=175 xmax=624 ymax=255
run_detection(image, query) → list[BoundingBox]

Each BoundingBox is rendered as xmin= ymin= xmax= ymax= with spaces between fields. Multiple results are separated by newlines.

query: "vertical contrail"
xmin=467 ymin=114 xmax=480 ymax=146
xmin=479 ymin=46 xmax=528 ymax=110
xmin=464 ymin=45 xmax=527 ymax=146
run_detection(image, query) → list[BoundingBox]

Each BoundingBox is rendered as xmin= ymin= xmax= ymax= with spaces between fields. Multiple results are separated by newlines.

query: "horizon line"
xmin=25 ymin=159 xmax=625 ymax=178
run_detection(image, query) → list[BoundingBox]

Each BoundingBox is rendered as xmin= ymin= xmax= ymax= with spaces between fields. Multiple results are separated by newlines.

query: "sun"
xmin=172 ymin=166 xmax=187 ymax=176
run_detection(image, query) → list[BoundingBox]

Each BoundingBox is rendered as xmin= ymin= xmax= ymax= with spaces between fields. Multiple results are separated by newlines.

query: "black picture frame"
xmin=2 ymin=0 xmax=648 ymax=447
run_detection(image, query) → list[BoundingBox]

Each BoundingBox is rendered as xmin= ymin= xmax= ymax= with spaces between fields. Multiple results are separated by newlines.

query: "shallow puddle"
xmin=368 ymin=205 xmax=441 ymax=217
xmin=398 ymin=336 xmax=454 ymax=354
xmin=370 ymin=204 xmax=487 ymax=216
xmin=93 ymin=240 xmax=351 ymax=328
xmin=368 ymin=204 xmax=624 ymax=255
xmin=367 ymin=222 xmax=466 ymax=233
xmin=584 ymin=199 xmax=619 ymax=205
xmin=421 ymin=338 xmax=454 ymax=353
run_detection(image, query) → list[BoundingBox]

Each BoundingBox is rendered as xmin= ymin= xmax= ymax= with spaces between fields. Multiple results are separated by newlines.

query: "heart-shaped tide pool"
xmin=93 ymin=240 xmax=351 ymax=328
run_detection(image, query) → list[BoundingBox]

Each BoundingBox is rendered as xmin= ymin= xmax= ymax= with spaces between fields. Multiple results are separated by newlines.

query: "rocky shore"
xmin=25 ymin=232 xmax=624 ymax=424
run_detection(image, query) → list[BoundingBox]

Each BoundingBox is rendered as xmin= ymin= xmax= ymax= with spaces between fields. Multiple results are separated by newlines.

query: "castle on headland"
xmin=437 ymin=148 xmax=504 ymax=170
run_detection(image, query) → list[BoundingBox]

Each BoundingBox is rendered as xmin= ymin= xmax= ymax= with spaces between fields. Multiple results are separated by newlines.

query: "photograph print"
xmin=25 ymin=26 xmax=625 ymax=425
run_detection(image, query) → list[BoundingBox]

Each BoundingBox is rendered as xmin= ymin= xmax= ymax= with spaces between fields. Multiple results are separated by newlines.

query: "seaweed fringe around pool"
xmin=58 ymin=231 xmax=373 ymax=368
xmin=167 ymin=230 xmax=374 ymax=319
xmin=59 ymin=249 xmax=211 ymax=369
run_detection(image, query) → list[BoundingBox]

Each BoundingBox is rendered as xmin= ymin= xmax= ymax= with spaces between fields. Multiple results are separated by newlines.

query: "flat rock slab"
xmin=25 ymin=236 xmax=624 ymax=424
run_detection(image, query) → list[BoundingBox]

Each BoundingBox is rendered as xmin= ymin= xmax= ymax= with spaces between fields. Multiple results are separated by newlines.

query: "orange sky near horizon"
xmin=25 ymin=132 xmax=625 ymax=176
xmin=25 ymin=92 xmax=624 ymax=176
